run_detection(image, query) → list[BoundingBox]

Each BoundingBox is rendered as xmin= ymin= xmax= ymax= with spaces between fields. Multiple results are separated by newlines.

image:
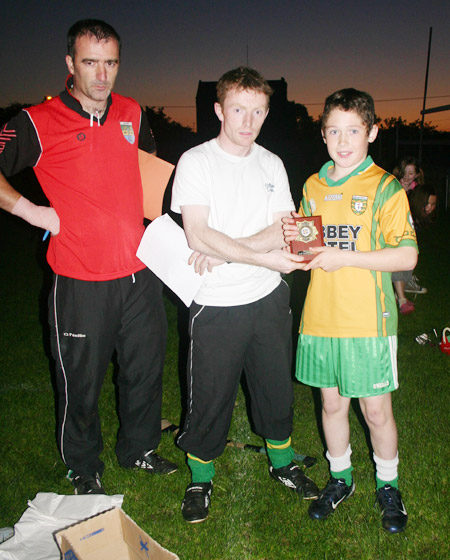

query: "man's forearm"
xmin=236 ymin=219 xmax=287 ymax=253
xmin=185 ymin=223 xmax=269 ymax=267
xmin=0 ymin=172 xmax=22 ymax=212
xmin=0 ymin=171 xmax=60 ymax=234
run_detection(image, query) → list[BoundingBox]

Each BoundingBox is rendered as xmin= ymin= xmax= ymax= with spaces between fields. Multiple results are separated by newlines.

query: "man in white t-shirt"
xmin=171 ymin=67 xmax=319 ymax=523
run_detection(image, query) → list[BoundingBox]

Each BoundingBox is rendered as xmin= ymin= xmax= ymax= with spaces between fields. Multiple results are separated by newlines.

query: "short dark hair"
xmin=216 ymin=66 xmax=273 ymax=107
xmin=321 ymin=88 xmax=376 ymax=132
xmin=67 ymin=19 xmax=121 ymax=60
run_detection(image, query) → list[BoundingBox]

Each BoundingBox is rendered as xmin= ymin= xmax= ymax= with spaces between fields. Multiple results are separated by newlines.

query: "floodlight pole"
xmin=419 ymin=27 xmax=432 ymax=163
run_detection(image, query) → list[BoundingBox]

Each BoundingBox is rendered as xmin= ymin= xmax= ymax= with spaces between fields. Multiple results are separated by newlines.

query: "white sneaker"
xmin=404 ymin=275 xmax=427 ymax=294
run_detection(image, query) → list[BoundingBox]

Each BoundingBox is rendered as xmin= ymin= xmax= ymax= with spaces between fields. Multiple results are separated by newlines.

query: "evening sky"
xmin=1 ymin=0 xmax=449 ymax=130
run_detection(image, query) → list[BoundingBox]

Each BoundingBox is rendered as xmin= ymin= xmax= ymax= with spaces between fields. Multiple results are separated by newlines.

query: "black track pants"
xmin=49 ymin=268 xmax=167 ymax=476
xmin=177 ymin=281 xmax=294 ymax=461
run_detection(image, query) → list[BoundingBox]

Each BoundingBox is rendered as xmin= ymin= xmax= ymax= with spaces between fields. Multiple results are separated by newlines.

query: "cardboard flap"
xmin=138 ymin=149 xmax=174 ymax=221
xmin=55 ymin=507 xmax=179 ymax=560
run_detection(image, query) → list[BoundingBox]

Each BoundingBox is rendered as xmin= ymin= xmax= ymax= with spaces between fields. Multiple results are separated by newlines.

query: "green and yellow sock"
xmin=266 ymin=438 xmax=294 ymax=469
xmin=187 ymin=454 xmax=215 ymax=483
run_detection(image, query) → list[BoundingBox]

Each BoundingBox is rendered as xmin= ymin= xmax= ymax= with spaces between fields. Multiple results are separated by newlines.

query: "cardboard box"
xmin=54 ymin=507 xmax=179 ymax=560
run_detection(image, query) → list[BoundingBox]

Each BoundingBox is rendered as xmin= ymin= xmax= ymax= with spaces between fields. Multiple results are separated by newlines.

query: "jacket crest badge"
xmin=120 ymin=122 xmax=135 ymax=144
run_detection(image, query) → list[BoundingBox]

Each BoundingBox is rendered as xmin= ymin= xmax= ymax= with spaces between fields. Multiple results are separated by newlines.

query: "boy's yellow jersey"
xmin=299 ymin=156 xmax=418 ymax=338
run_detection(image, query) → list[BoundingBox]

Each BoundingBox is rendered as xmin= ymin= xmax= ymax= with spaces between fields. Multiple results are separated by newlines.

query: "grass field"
xmin=0 ymin=209 xmax=449 ymax=559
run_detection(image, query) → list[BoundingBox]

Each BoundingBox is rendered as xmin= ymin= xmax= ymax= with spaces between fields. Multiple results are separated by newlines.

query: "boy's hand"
xmin=282 ymin=211 xmax=301 ymax=247
xmin=303 ymin=246 xmax=344 ymax=272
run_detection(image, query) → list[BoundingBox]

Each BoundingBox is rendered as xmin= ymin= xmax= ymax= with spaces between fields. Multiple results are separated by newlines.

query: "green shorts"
xmin=296 ymin=334 xmax=398 ymax=398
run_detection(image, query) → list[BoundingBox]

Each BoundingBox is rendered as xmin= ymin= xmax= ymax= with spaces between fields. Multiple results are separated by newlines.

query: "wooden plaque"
xmin=290 ymin=216 xmax=324 ymax=261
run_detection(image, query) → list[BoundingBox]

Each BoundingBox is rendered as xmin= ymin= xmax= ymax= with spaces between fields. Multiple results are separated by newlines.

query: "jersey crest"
xmin=120 ymin=122 xmax=135 ymax=144
xmin=351 ymin=195 xmax=368 ymax=215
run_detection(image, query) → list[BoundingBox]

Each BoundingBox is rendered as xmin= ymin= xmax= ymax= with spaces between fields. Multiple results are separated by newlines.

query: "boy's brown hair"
xmin=321 ymin=88 xmax=376 ymax=132
xmin=216 ymin=66 xmax=273 ymax=107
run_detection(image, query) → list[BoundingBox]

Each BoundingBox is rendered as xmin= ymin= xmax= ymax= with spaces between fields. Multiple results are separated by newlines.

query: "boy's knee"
xmin=364 ymin=405 xmax=393 ymax=429
xmin=322 ymin=396 xmax=348 ymax=416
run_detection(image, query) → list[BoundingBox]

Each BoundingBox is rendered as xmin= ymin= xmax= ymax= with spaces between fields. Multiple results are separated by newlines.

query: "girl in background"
xmin=409 ymin=184 xmax=438 ymax=229
xmin=392 ymin=157 xmax=426 ymax=314
xmin=393 ymin=156 xmax=424 ymax=194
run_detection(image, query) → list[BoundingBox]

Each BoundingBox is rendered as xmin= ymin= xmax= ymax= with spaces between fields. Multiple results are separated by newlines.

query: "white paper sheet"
xmin=137 ymin=214 xmax=205 ymax=306
xmin=0 ymin=493 xmax=123 ymax=560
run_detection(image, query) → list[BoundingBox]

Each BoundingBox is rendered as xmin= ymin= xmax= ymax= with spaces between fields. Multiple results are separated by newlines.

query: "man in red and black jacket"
xmin=0 ymin=19 xmax=177 ymax=494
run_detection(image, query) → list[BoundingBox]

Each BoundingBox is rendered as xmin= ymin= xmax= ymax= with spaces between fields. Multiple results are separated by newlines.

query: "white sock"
xmin=326 ymin=444 xmax=352 ymax=472
xmin=374 ymin=452 xmax=399 ymax=482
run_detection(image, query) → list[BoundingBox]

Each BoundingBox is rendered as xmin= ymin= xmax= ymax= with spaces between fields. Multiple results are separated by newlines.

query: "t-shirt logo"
xmin=120 ymin=122 xmax=135 ymax=144
xmin=351 ymin=195 xmax=368 ymax=215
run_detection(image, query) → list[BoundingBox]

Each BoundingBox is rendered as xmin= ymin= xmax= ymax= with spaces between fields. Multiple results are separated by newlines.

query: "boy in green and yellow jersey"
xmin=283 ymin=88 xmax=418 ymax=533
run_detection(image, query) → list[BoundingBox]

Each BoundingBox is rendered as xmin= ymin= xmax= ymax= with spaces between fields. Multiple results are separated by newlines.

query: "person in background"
xmin=0 ymin=19 xmax=176 ymax=495
xmin=392 ymin=156 xmax=424 ymax=194
xmin=391 ymin=156 xmax=426 ymax=314
xmin=409 ymin=184 xmax=438 ymax=229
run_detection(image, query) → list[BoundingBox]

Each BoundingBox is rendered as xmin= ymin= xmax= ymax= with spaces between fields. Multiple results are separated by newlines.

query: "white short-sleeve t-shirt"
xmin=171 ymin=139 xmax=295 ymax=306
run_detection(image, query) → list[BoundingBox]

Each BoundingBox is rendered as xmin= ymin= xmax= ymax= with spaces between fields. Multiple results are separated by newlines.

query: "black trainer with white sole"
xmin=308 ymin=476 xmax=355 ymax=520
xmin=269 ymin=462 xmax=319 ymax=500
xmin=376 ymin=484 xmax=408 ymax=533
xmin=68 ymin=471 xmax=106 ymax=495
xmin=134 ymin=450 xmax=178 ymax=474
xmin=181 ymin=482 xmax=213 ymax=523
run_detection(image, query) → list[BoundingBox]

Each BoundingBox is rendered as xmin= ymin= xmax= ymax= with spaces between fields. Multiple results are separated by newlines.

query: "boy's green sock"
xmin=327 ymin=445 xmax=353 ymax=486
xmin=331 ymin=466 xmax=354 ymax=487
xmin=373 ymin=453 xmax=399 ymax=490
xmin=187 ymin=454 xmax=215 ymax=483
xmin=376 ymin=475 xmax=398 ymax=490
xmin=266 ymin=438 xmax=294 ymax=469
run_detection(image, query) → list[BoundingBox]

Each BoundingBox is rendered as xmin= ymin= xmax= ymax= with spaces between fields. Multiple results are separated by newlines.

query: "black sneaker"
xmin=308 ymin=477 xmax=355 ymax=520
xmin=68 ymin=471 xmax=106 ymax=495
xmin=376 ymin=485 xmax=408 ymax=533
xmin=134 ymin=450 xmax=178 ymax=474
xmin=181 ymin=482 xmax=213 ymax=523
xmin=269 ymin=462 xmax=319 ymax=500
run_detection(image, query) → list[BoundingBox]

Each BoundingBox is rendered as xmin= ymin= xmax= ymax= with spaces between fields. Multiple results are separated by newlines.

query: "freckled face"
xmin=66 ymin=35 xmax=120 ymax=108
xmin=214 ymin=88 xmax=269 ymax=156
xmin=322 ymin=108 xmax=378 ymax=180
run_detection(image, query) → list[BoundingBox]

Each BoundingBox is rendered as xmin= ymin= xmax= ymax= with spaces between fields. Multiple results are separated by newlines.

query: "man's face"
xmin=322 ymin=108 xmax=378 ymax=179
xmin=214 ymin=87 xmax=269 ymax=156
xmin=65 ymin=34 xmax=120 ymax=109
